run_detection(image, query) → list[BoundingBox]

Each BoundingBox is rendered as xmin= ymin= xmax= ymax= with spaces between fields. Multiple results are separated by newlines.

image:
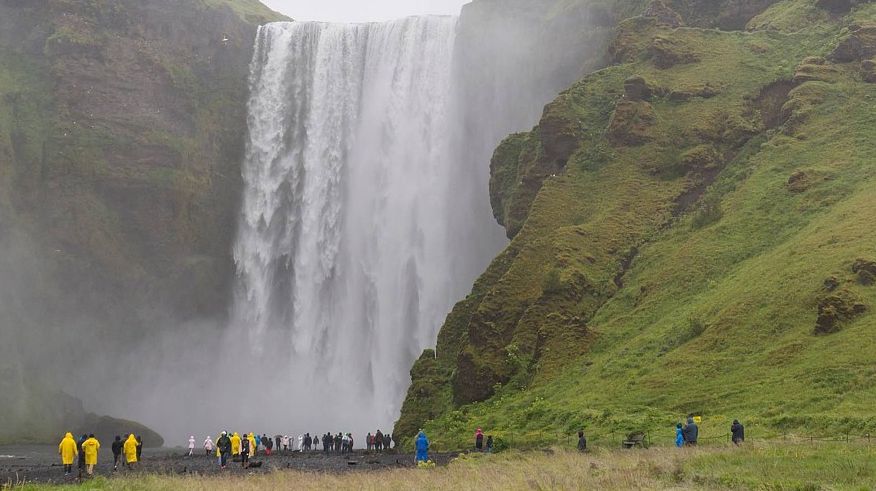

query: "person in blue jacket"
xmin=675 ymin=423 xmax=684 ymax=448
xmin=415 ymin=430 xmax=429 ymax=463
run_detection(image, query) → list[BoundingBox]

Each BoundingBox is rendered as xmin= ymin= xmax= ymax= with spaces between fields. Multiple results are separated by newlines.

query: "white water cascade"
xmin=232 ymin=17 xmax=490 ymax=432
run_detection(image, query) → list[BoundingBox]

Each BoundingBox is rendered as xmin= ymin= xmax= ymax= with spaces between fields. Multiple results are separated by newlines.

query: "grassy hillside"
xmin=397 ymin=0 xmax=876 ymax=449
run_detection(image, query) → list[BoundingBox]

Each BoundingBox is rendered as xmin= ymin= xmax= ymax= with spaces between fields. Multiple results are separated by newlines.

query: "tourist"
xmin=675 ymin=423 xmax=684 ymax=448
xmin=135 ymin=435 xmax=143 ymax=461
xmin=275 ymin=435 xmax=282 ymax=454
xmin=77 ymin=434 xmax=87 ymax=476
xmin=683 ymin=417 xmax=698 ymax=446
xmin=375 ymin=430 xmax=384 ymax=451
xmin=188 ymin=435 xmax=195 ymax=456
xmin=731 ymin=420 xmax=745 ymax=445
xmin=204 ymin=435 xmax=214 ymax=456
xmin=366 ymin=432 xmax=373 ymax=451
xmin=58 ymin=432 xmax=78 ymax=476
xmin=231 ymin=432 xmax=241 ymax=456
xmin=475 ymin=428 xmax=484 ymax=451
xmin=241 ymin=432 xmax=251 ymax=468
xmin=486 ymin=435 xmax=494 ymax=453
xmin=415 ymin=430 xmax=429 ymax=463
xmin=111 ymin=435 xmax=123 ymax=470
xmin=82 ymin=434 xmax=100 ymax=476
xmin=264 ymin=434 xmax=273 ymax=455
xmin=217 ymin=431 xmax=231 ymax=469
xmin=248 ymin=433 xmax=257 ymax=457
xmin=124 ymin=434 xmax=139 ymax=468
xmin=384 ymin=433 xmax=391 ymax=451
xmin=577 ymin=431 xmax=587 ymax=452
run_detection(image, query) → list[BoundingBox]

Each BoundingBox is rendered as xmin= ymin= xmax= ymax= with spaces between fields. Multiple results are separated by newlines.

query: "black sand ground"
xmin=0 ymin=445 xmax=456 ymax=486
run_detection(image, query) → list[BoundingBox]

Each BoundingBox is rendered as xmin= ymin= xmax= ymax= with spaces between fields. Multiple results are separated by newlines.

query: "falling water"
xmin=232 ymin=17 xmax=479 ymax=432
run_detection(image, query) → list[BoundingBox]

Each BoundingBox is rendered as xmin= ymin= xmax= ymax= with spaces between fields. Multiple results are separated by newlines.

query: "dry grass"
xmin=18 ymin=442 xmax=876 ymax=490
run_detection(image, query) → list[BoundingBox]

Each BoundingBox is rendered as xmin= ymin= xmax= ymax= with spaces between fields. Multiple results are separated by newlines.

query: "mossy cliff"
xmin=0 ymin=0 xmax=285 ymax=443
xmin=397 ymin=0 xmax=876 ymax=448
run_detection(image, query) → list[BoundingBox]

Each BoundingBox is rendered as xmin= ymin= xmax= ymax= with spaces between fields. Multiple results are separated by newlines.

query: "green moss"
xmin=399 ymin=2 xmax=876 ymax=450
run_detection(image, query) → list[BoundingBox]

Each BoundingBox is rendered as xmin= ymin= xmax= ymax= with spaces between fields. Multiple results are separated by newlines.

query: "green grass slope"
xmin=397 ymin=0 xmax=876 ymax=449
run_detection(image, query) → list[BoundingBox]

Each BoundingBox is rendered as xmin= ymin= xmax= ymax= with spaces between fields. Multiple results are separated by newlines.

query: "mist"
xmin=2 ymin=0 xmax=611 ymax=447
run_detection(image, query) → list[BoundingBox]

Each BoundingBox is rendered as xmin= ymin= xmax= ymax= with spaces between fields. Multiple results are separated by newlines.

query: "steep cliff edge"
xmin=0 ymin=0 xmax=285 ymax=443
xmin=398 ymin=0 xmax=876 ymax=448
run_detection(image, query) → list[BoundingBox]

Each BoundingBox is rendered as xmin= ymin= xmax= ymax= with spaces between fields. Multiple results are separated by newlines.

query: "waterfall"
xmin=232 ymin=17 xmax=485 ymax=431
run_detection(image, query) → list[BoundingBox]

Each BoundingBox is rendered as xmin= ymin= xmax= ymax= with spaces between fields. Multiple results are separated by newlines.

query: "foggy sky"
xmin=261 ymin=0 xmax=470 ymax=22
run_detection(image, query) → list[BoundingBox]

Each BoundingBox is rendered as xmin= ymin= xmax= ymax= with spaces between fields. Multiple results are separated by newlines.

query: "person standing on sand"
xmin=217 ymin=431 xmax=231 ymax=469
xmin=58 ymin=432 xmax=78 ymax=476
xmin=683 ymin=417 xmax=698 ymax=446
xmin=675 ymin=423 xmax=684 ymax=448
xmin=731 ymin=420 xmax=745 ymax=445
xmin=111 ymin=436 xmax=123 ymax=470
xmin=188 ymin=435 xmax=195 ymax=456
xmin=415 ymin=431 xmax=429 ymax=463
xmin=82 ymin=434 xmax=100 ymax=476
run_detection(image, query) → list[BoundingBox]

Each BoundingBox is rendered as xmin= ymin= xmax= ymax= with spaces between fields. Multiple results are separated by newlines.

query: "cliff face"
xmin=398 ymin=0 xmax=876 ymax=448
xmin=0 ymin=0 xmax=285 ymax=443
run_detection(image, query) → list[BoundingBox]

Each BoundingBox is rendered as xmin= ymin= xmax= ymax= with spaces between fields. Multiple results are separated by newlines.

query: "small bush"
xmin=691 ymin=195 xmax=723 ymax=229
xmin=542 ymin=268 xmax=564 ymax=295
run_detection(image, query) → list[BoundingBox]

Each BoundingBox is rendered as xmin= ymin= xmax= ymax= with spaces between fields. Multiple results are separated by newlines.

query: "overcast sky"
xmin=261 ymin=0 xmax=470 ymax=22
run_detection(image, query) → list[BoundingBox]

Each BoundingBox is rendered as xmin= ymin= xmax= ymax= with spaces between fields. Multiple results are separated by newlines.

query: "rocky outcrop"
xmin=607 ymin=100 xmax=657 ymax=145
xmin=815 ymin=289 xmax=867 ymax=334
xmin=830 ymin=23 xmax=876 ymax=62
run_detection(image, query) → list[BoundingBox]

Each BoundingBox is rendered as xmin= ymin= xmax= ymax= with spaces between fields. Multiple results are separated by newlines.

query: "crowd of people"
xmin=56 ymin=418 xmax=746 ymax=477
xmin=58 ymin=433 xmax=142 ymax=477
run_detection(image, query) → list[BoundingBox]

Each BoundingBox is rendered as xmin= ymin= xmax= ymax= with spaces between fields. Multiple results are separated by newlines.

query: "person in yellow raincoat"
xmin=82 ymin=434 xmax=100 ymax=476
xmin=58 ymin=432 xmax=78 ymax=476
xmin=248 ymin=433 xmax=257 ymax=457
xmin=123 ymin=434 xmax=139 ymax=466
xmin=231 ymin=432 xmax=241 ymax=456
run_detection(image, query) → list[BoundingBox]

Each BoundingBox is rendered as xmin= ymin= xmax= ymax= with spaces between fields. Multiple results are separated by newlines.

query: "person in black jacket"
xmin=111 ymin=436 xmax=123 ymax=470
xmin=135 ymin=435 xmax=143 ymax=460
xmin=682 ymin=417 xmax=698 ymax=446
xmin=731 ymin=420 xmax=745 ymax=445
xmin=241 ymin=434 xmax=250 ymax=468
xmin=77 ymin=434 xmax=87 ymax=477
xmin=217 ymin=431 xmax=232 ymax=469
xmin=577 ymin=431 xmax=587 ymax=452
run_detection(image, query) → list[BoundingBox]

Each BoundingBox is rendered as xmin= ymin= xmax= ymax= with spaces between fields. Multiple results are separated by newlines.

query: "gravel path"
xmin=0 ymin=445 xmax=456 ymax=486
